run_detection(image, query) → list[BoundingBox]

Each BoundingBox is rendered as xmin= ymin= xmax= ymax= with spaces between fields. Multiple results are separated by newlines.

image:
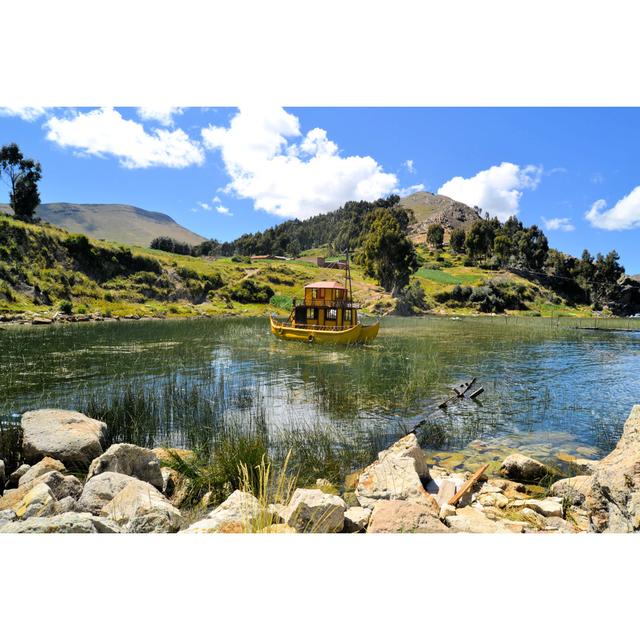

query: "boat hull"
xmin=270 ymin=316 xmax=379 ymax=345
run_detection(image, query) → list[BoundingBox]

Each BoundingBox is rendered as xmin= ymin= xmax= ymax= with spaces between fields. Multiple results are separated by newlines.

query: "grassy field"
xmin=0 ymin=213 xmax=601 ymax=319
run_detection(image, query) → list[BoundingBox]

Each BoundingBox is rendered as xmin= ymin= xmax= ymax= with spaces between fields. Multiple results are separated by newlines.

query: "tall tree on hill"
xmin=449 ymin=228 xmax=466 ymax=254
xmin=465 ymin=219 xmax=496 ymax=260
xmin=359 ymin=209 xmax=418 ymax=295
xmin=426 ymin=223 xmax=444 ymax=249
xmin=0 ymin=143 xmax=42 ymax=221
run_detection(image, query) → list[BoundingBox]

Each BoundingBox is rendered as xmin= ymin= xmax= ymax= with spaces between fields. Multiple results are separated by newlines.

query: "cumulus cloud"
xmin=397 ymin=183 xmax=425 ymax=197
xmin=216 ymin=205 xmax=232 ymax=216
xmin=585 ymin=186 xmax=640 ymax=230
xmin=201 ymin=107 xmax=398 ymax=219
xmin=0 ymin=107 xmax=48 ymax=121
xmin=198 ymin=201 xmax=212 ymax=210
xmin=405 ymin=159 xmax=415 ymax=174
xmin=542 ymin=216 xmax=575 ymax=232
xmin=137 ymin=107 xmax=183 ymax=127
xmin=45 ymin=107 xmax=204 ymax=169
xmin=437 ymin=162 xmax=542 ymax=221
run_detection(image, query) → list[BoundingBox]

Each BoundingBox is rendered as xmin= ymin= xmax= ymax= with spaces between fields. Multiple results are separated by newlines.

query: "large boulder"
xmin=12 ymin=483 xmax=57 ymax=519
xmin=284 ymin=489 xmax=346 ymax=533
xmin=18 ymin=457 xmax=66 ymax=486
xmin=367 ymin=500 xmax=448 ymax=533
xmin=377 ymin=433 xmax=429 ymax=480
xmin=550 ymin=476 xmax=594 ymax=506
xmin=86 ymin=443 xmax=163 ymax=490
xmin=356 ymin=457 xmax=437 ymax=509
xmin=500 ymin=453 xmax=553 ymax=482
xmin=37 ymin=471 xmax=83 ymax=501
xmin=77 ymin=472 xmax=139 ymax=515
xmin=0 ymin=512 xmax=121 ymax=533
xmin=101 ymin=479 xmax=183 ymax=533
xmin=183 ymin=490 xmax=265 ymax=533
xmin=445 ymin=506 xmax=522 ymax=533
xmin=510 ymin=497 xmax=564 ymax=518
xmin=583 ymin=405 xmax=640 ymax=532
xmin=21 ymin=409 xmax=107 ymax=468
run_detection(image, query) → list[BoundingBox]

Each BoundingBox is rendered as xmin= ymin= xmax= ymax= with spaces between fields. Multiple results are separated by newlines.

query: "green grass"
xmin=416 ymin=268 xmax=480 ymax=285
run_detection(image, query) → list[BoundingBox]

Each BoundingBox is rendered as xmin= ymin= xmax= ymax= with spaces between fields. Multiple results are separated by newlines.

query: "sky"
xmin=1 ymin=106 xmax=640 ymax=273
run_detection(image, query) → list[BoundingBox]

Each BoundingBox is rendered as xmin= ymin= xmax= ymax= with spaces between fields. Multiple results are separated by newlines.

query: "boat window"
xmin=327 ymin=308 xmax=337 ymax=320
xmin=316 ymin=288 xmax=325 ymax=299
xmin=306 ymin=308 xmax=318 ymax=320
xmin=344 ymin=309 xmax=352 ymax=323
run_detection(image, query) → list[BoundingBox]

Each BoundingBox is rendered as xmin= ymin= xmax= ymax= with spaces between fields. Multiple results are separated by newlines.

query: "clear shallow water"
xmin=1 ymin=315 xmax=639 ymax=467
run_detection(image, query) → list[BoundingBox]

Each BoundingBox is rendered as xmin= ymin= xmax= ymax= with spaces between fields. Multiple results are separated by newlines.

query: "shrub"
xmin=228 ymin=279 xmax=274 ymax=304
xmin=395 ymin=281 xmax=431 ymax=315
xmin=59 ymin=299 xmax=73 ymax=314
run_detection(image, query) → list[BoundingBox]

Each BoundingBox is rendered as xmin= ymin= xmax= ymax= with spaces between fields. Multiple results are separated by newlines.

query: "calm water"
xmin=1 ymin=315 xmax=640 ymax=467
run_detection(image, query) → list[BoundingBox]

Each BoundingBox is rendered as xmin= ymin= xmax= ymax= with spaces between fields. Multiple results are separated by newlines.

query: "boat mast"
xmin=345 ymin=247 xmax=353 ymax=305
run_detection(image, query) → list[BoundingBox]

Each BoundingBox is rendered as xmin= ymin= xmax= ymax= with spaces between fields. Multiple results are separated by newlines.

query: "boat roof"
xmin=304 ymin=280 xmax=347 ymax=289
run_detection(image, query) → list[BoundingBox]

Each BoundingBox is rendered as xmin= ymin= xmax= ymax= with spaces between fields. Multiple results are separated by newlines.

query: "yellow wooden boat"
xmin=270 ymin=255 xmax=379 ymax=345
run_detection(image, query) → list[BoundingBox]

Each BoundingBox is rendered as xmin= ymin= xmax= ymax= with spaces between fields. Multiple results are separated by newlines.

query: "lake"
xmin=1 ymin=315 xmax=640 ymax=474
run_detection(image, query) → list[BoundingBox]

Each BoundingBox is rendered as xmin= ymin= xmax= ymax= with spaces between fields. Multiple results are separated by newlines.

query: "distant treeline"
xmin=151 ymin=195 xmax=406 ymax=258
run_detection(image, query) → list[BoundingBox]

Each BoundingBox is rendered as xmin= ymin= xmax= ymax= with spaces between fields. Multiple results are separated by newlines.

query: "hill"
xmin=399 ymin=191 xmax=482 ymax=242
xmin=0 ymin=203 xmax=206 ymax=247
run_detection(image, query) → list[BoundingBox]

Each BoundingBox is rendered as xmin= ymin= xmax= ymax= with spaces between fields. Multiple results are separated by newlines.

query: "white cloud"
xmin=405 ymin=159 xmax=415 ymax=174
xmin=0 ymin=107 xmax=48 ymax=121
xmin=216 ymin=205 xmax=233 ymax=216
xmin=437 ymin=162 xmax=542 ymax=221
xmin=201 ymin=107 xmax=398 ymax=219
xmin=198 ymin=201 xmax=212 ymax=210
xmin=542 ymin=216 xmax=575 ymax=232
xmin=397 ymin=183 xmax=425 ymax=197
xmin=45 ymin=107 xmax=204 ymax=169
xmin=590 ymin=172 xmax=604 ymax=184
xmin=585 ymin=186 xmax=640 ymax=230
xmin=136 ymin=107 xmax=183 ymax=127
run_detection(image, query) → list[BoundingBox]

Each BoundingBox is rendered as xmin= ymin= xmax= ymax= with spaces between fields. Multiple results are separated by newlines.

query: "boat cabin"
xmin=291 ymin=281 xmax=359 ymax=329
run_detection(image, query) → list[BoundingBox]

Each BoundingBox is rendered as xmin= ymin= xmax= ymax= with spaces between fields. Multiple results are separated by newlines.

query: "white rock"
xmin=86 ymin=443 xmax=163 ymax=489
xmin=377 ymin=433 xmax=430 ymax=479
xmin=0 ymin=512 xmax=121 ymax=533
xmin=356 ymin=457 xmax=436 ymax=509
xmin=511 ymin=498 xmax=563 ymax=518
xmin=343 ymin=507 xmax=371 ymax=532
xmin=550 ymin=476 xmax=593 ymax=506
xmin=183 ymin=490 xmax=264 ymax=533
xmin=101 ymin=479 xmax=183 ymax=533
xmin=285 ymin=489 xmax=346 ymax=533
xmin=77 ymin=472 xmax=140 ymax=515
xmin=439 ymin=504 xmax=456 ymax=519
xmin=0 ymin=508 xmax=16 ymax=526
xmin=21 ymin=409 xmax=108 ymax=468
xmin=445 ymin=506 xmax=520 ymax=533
xmin=368 ymin=500 xmax=448 ymax=533
xmin=500 ymin=453 xmax=553 ymax=482
xmin=436 ymin=479 xmax=457 ymax=507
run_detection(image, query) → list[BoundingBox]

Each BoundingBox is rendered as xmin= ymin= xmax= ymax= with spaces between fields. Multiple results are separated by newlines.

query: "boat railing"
xmin=272 ymin=319 xmax=356 ymax=332
xmin=291 ymin=298 xmax=360 ymax=310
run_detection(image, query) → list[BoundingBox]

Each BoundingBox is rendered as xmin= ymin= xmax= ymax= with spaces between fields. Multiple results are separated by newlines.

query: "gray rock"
xmin=7 ymin=464 xmax=31 ymax=489
xmin=21 ymin=409 xmax=108 ymax=468
xmin=101 ymin=479 xmax=183 ymax=533
xmin=77 ymin=472 xmax=140 ymax=515
xmin=377 ymin=433 xmax=430 ymax=480
xmin=500 ymin=453 xmax=553 ymax=482
xmin=445 ymin=506 xmax=521 ymax=533
xmin=343 ymin=506 xmax=371 ymax=532
xmin=284 ymin=489 xmax=346 ymax=533
xmin=34 ymin=470 xmax=83 ymax=501
xmin=19 ymin=457 xmax=66 ymax=486
xmin=183 ymin=490 xmax=264 ymax=533
xmin=367 ymin=500 xmax=448 ymax=533
xmin=0 ymin=512 xmax=121 ymax=533
xmin=510 ymin=498 xmax=564 ymax=518
xmin=86 ymin=443 xmax=163 ymax=490
xmin=0 ymin=508 xmax=16 ymax=527
xmin=13 ymin=483 xmax=57 ymax=519
xmin=550 ymin=476 xmax=593 ymax=506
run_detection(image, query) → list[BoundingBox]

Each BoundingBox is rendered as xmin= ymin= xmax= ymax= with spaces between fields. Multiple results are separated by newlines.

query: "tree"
xmin=493 ymin=234 xmax=512 ymax=266
xmin=359 ymin=209 xmax=419 ymax=294
xmin=0 ymin=143 xmax=42 ymax=221
xmin=591 ymin=250 xmax=625 ymax=305
xmin=515 ymin=225 xmax=548 ymax=271
xmin=426 ymin=223 xmax=444 ymax=249
xmin=449 ymin=228 xmax=466 ymax=254
xmin=465 ymin=219 xmax=496 ymax=260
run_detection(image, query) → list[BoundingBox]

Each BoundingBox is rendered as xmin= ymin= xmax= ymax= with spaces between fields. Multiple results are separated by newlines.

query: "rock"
xmin=86 ymin=443 xmax=163 ymax=490
xmin=101 ymin=479 xmax=183 ymax=533
xmin=267 ymin=503 xmax=287 ymax=523
xmin=7 ymin=464 xmax=31 ymax=489
xmin=183 ymin=490 xmax=264 ymax=533
xmin=343 ymin=506 xmax=371 ymax=532
xmin=583 ymin=405 xmax=640 ymax=532
xmin=571 ymin=459 xmax=599 ymax=475
xmin=566 ymin=507 xmax=591 ymax=532
xmin=21 ymin=409 xmax=108 ymax=468
xmin=476 ymin=492 xmax=509 ymax=509
xmin=500 ymin=453 xmax=553 ymax=482
xmin=284 ymin=489 xmax=346 ymax=533
xmin=259 ymin=524 xmax=297 ymax=533
xmin=550 ymin=476 xmax=593 ymax=506
xmin=439 ymin=504 xmax=456 ymax=519
xmin=37 ymin=471 xmax=83 ymax=501
xmin=18 ymin=457 xmax=66 ymax=486
xmin=13 ymin=483 xmax=57 ymax=519
xmin=356 ymin=457 xmax=437 ymax=509
xmin=436 ymin=479 xmax=457 ymax=507
xmin=510 ymin=498 xmax=563 ymax=518
xmin=52 ymin=496 xmax=78 ymax=515
xmin=0 ymin=459 xmax=4 ymax=494
xmin=316 ymin=478 xmax=332 ymax=488
xmin=151 ymin=447 xmax=196 ymax=465
xmin=445 ymin=506 xmax=517 ymax=533
xmin=0 ymin=512 xmax=121 ymax=533
xmin=76 ymin=472 xmax=138 ymax=515
xmin=519 ymin=507 xmax=547 ymax=529
xmin=377 ymin=433 xmax=429 ymax=479
xmin=161 ymin=467 xmax=178 ymax=496
xmin=0 ymin=508 xmax=16 ymax=526
xmin=367 ymin=500 xmax=448 ymax=533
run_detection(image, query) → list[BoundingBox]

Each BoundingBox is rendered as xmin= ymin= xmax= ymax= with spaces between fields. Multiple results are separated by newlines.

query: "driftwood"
xmin=448 ymin=463 xmax=489 ymax=506
xmin=469 ymin=387 xmax=484 ymax=399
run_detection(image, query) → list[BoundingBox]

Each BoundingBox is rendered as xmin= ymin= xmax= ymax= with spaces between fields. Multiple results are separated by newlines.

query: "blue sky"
xmin=1 ymin=106 xmax=639 ymax=273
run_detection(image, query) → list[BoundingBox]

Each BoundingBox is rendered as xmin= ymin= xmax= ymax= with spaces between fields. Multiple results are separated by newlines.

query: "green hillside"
xmin=0 ymin=203 xmax=206 ymax=247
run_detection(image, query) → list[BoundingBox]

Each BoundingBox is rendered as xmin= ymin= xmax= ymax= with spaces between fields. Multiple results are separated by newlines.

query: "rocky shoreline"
xmin=1 ymin=405 xmax=639 ymax=533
